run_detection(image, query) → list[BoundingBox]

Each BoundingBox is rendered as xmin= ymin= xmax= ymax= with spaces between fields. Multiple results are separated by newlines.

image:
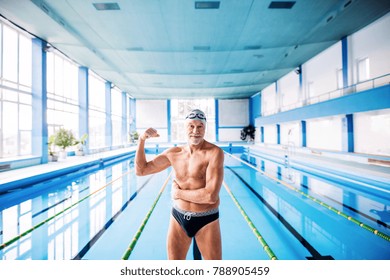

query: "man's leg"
xmin=194 ymin=219 xmax=222 ymax=260
xmin=167 ymin=216 xmax=192 ymax=260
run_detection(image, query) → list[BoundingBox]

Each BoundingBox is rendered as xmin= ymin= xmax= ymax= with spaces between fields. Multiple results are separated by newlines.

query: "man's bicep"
xmin=206 ymin=149 xmax=224 ymax=190
xmin=149 ymin=153 xmax=171 ymax=172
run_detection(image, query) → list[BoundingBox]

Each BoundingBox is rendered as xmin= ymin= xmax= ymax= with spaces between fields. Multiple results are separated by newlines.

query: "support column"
xmin=215 ymin=99 xmax=219 ymax=142
xmin=31 ymin=38 xmax=47 ymax=163
xmin=167 ymin=99 xmax=171 ymax=142
xmin=129 ymin=99 xmax=136 ymax=132
xmin=105 ymin=82 xmax=112 ymax=148
xmin=342 ymin=114 xmax=354 ymax=152
xmin=341 ymin=36 xmax=349 ymax=88
xmin=122 ymin=92 xmax=128 ymax=145
xmin=276 ymin=124 xmax=281 ymax=145
xmin=301 ymin=120 xmax=306 ymax=147
xmin=78 ymin=67 xmax=89 ymax=154
xmin=260 ymin=126 xmax=264 ymax=143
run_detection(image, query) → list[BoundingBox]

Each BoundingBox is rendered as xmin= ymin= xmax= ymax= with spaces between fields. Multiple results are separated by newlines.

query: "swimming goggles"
xmin=185 ymin=112 xmax=207 ymax=121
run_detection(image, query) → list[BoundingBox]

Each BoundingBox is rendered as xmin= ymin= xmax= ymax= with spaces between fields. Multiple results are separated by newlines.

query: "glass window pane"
xmin=3 ymin=25 xmax=18 ymax=82
xmin=19 ymin=35 xmax=32 ymax=87
xmin=3 ymin=102 xmax=18 ymax=157
xmin=20 ymin=130 xmax=32 ymax=155
xmin=19 ymin=104 xmax=32 ymax=130
xmin=47 ymin=52 xmax=55 ymax=93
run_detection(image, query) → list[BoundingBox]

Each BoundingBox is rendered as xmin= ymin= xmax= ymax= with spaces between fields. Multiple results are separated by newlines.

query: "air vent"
xmin=193 ymin=46 xmax=210 ymax=51
xmin=127 ymin=47 xmax=144 ymax=51
xmin=253 ymin=54 xmax=264 ymax=59
xmin=244 ymin=45 xmax=262 ymax=50
xmin=268 ymin=1 xmax=296 ymax=9
xmin=195 ymin=1 xmax=220 ymax=9
xmin=193 ymin=69 xmax=206 ymax=73
xmin=93 ymin=2 xmax=120 ymax=11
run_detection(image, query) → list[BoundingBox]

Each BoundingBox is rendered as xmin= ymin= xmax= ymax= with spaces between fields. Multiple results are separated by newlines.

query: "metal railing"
xmin=262 ymin=73 xmax=390 ymax=117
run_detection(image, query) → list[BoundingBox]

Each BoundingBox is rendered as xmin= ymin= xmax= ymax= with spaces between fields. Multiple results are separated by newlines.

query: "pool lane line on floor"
xmin=73 ymin=175 xmax=154 ymax=260
xmin=222 ymin=180 xmax=277 ymax=260
xmin=226 ymin=167 xmax=333 ymax=260
xmin=0 ymin=169 xmax=135 ymax=251
xmin=122 ymin=171 xmax=172 ymax=260
xmin=225 ymin=152 xmax=390 ymax=243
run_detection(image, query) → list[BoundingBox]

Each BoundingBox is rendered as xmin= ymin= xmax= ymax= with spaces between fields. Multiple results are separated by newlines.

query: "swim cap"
xmin=185 ymin=109 xmax=207 ymax=123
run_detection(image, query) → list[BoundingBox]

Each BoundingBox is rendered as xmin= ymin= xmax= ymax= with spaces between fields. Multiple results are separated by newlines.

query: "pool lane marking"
xmin=225 ymin=152 xmax=390 ymax=243
xmin=222 ymin=180 xmax=278 ymax=260
xmin=72 ymin=175 xmax=154 ymax=260
xmin=226 ymin=166 xmax=334 ymax=260
xmin=0 ymin=169 xmax=134 ymax=251
xmin=122 ymin=171 xmax=172 ymax=260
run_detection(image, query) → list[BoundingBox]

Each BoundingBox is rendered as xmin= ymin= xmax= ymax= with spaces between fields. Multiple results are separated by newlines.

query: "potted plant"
xmin=130 ymin=131 xmax=139 ymax=143
xmin=48 ymin=134 xmax=58 ymax=162
xmin=75 ymin=133 xmax=88 ymax=156
xmin=53 ymin=128 xmax=76 ymax=159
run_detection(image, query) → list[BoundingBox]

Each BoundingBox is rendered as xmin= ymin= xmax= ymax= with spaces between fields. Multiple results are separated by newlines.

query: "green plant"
xmin=130 ymin=131 xmax=139 ymax=142
xmin=75 ymin=133 xmax=88 ymax=150
xmin=48 ymin=134 xmax=56 ymax=156
xmin=53 ymin=128 xmax=76 ymax=150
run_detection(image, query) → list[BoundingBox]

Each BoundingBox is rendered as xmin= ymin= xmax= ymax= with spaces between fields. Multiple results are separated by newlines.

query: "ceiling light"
xmin=93 ymin=3 xmax=120 ymax=11
xmin=195 ymin=1 xmax=220 ymax=9
xmin=244 ymin=45 xmax=262 ymax=50
xmin=268 ymin=1 xmax=296 ymax=9
xmin=193 ymin=46 xmax=210 ymax=51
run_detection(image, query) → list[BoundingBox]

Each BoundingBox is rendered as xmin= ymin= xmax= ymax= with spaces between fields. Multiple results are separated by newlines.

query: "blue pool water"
xmin=0 ymin=149 xmax=389 ymax=260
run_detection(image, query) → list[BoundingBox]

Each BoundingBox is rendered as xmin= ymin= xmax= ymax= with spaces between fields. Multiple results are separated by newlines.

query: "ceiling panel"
xmin=0 ymin=0 xmax=389 ymax=99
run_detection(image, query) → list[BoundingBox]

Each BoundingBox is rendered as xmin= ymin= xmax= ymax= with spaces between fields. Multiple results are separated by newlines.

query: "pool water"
xmin=0 ymin=151 xmax=389 ymax=260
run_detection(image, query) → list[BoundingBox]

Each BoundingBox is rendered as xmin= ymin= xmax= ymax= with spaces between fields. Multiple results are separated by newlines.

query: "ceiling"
xmin=0 ymin=0 xmax=389 ymax=99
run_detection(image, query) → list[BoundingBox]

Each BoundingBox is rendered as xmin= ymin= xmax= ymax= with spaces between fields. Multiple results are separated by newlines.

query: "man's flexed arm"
xmin=135 ymin=128 xmax=171 ymax=176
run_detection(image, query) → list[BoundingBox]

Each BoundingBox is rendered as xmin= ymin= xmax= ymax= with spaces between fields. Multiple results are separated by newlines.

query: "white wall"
xmin=302 ymin=41 xmax=342 ymax=100
xmin=280 ymin=122 xmax=300 ymax=147
xmin=136 ymin=99 xmax=168 ymax=142
xmin=354 ymin=109 xmax=390 ymax=156
xmin=218 ymin=99 xmax=249 ymax=141
xmin=279 ymin=71 xmax=300 ymax=111
xmin=262 ymin=83 xmax=277 ymax=116
xmin=350 ymin=12 xmax=390 ymax=87
xmin=306 ymin=116 xmax=343 ymax=151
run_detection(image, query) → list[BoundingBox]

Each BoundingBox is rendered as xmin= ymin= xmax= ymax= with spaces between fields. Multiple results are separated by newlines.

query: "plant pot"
xmin=49 ymin=155 xmax=58 ymax=162
xmin=59 ymin=150 xmax=67 ymax=160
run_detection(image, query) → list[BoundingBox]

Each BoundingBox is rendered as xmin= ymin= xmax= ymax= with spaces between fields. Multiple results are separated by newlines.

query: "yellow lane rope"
xmin=225 ymin=152 xmax=390 ymax=242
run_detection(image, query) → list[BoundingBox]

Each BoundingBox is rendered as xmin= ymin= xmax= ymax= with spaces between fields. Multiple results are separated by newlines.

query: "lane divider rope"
xmin=122 ymin=171 xmax=172 ymax=260
xmin=223 ymin=180 xmax=278 ymax=260
xmin=225 ymin=152 xmax=390 ymax=242
xmin=0 ymin=169 xmax=134 ymax=251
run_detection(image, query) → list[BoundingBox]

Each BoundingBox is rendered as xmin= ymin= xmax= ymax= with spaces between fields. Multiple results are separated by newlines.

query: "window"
xmin=171 ymin=99 xmax=215 ymax=142
xmin=0 ymin=21 xmax=33 ymax=158
xmin=88 ymin=71 xmax=106 ymax=149
xmin=111 ymin=87 xmax=123 ymax=146
xmin=357 ymin=57 xmax=370 ymax=83
xmin=46 ymin=52 xmax=79 ymax=138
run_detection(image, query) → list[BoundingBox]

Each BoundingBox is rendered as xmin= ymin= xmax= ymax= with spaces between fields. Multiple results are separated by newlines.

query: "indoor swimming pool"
xmin=0 ymin=147 xmax=389 ymax=260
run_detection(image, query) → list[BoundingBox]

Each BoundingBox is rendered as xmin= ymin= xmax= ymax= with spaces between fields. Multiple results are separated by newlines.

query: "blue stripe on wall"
xmin=255 ymin=85 xmax=390 ymax=126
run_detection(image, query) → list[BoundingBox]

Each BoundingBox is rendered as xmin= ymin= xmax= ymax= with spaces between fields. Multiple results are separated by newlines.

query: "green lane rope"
xmin=225 ymin=152 xmax=390 ymax=243
xmin=223 ymin=180 xmax=278 ymax=260
xmin=122 ymin=171 xmax=172 ymax=260
xmin=0 ymin=169 xmax=134 ymax=251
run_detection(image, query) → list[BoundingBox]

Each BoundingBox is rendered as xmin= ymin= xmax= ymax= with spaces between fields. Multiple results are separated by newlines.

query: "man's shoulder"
xmin=204 ymin=141 xmax=223 ymax=153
